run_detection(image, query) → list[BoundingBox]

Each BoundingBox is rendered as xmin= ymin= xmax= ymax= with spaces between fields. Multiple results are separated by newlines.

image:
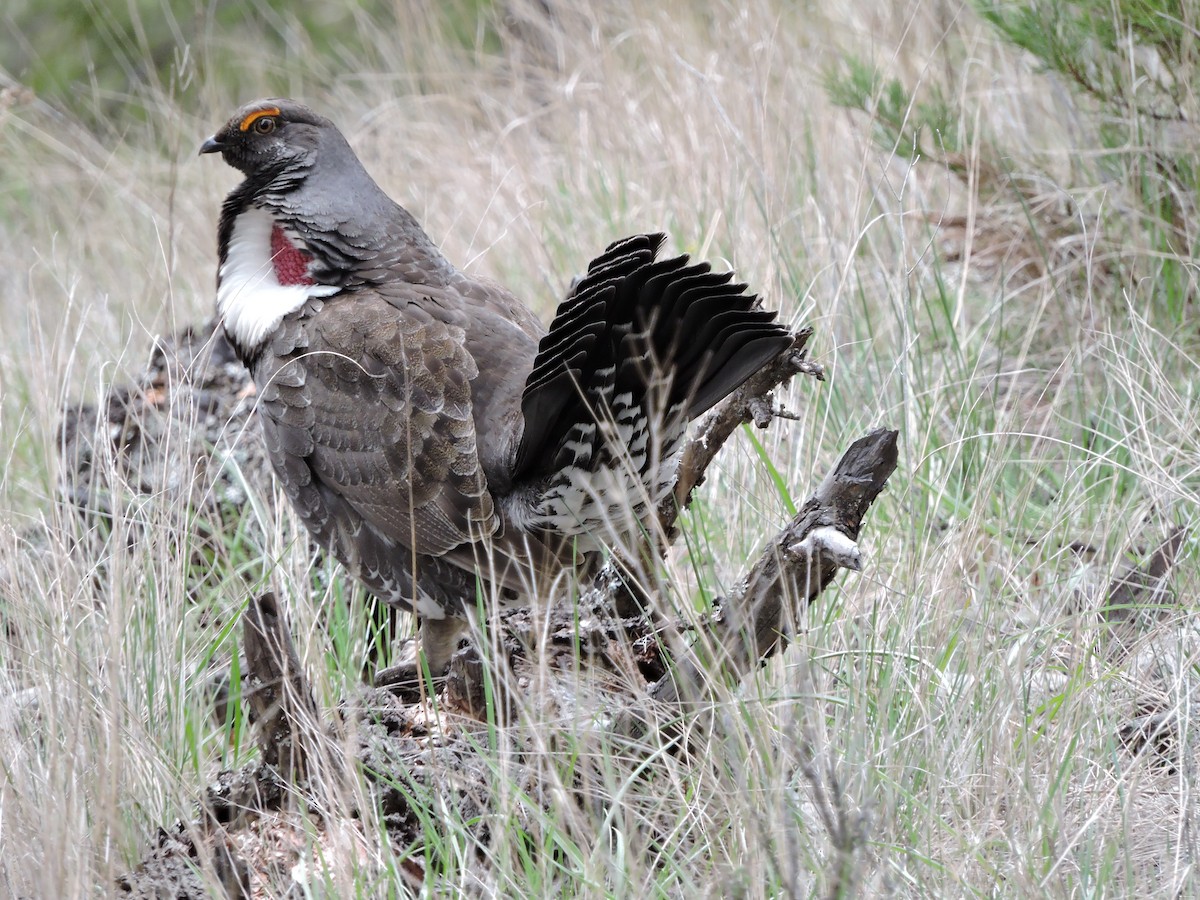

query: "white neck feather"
xmin=217 ymin=207 xmax=339 ymax=352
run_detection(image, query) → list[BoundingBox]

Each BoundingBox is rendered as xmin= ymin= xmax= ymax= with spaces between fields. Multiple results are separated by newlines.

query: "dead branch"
xmin=1103 ymin=526 xmax=1189 ymax=661
xmin=646 ymin=427 xmax=898 ymax=709
xmin=242 ymin=592 xmax=334 ymax=783
xmin=660 ymin=326 xmax=821 ymax=541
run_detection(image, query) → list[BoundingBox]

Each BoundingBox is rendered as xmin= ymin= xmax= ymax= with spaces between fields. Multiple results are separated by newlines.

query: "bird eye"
xmin=253 ymin=116 xmax=277 ymax=135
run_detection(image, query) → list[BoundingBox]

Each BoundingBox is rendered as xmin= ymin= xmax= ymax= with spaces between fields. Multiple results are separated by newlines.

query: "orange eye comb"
xmin=239 ymin=107 xmax=281 ymax=132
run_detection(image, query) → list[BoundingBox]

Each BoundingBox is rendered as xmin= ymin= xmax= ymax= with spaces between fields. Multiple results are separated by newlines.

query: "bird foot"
xmin=372 ymin=617 xmax=468 ymax=699
xmin=373 ymin=639 xmax=439 ymax=698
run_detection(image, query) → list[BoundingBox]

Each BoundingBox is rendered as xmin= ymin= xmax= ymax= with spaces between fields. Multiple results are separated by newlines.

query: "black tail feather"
xmin=512 ymin=233 xmax=792 ymax=484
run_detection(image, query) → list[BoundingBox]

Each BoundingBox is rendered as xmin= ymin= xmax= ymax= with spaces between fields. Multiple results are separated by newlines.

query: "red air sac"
xmin=271 ymin=224 xmax=315 ymax=285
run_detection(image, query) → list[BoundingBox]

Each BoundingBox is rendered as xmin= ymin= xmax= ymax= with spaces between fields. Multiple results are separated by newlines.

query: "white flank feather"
xmin=217 ymin=207 xmax=339 ymax=351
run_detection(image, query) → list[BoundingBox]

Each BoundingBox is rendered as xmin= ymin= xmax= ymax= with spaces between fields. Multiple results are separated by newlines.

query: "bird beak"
xmin=199 ymin=135 xmax=224 ymax=155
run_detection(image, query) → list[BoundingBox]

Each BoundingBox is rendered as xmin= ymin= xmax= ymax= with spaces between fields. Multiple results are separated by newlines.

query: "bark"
xmin=652 ymin=427 xmax=897 ymax=706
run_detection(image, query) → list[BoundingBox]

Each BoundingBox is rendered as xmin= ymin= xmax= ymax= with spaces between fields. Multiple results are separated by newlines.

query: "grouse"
xmin=201 ymin=98 xmax=793 ymax=681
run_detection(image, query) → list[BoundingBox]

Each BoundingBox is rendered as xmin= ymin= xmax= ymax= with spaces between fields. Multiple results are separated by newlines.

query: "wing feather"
xmin=256 ymin=293 xmax=496 ymax=560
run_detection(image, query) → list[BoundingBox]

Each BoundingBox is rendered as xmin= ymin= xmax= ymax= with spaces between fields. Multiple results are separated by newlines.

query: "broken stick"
xmin=648 ymin=426 xmax=898 ymax=708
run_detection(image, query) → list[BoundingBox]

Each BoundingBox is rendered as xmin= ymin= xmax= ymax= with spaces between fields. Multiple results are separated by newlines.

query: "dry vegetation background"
xmin=1 ymin=0 xmax=1199 ymax=896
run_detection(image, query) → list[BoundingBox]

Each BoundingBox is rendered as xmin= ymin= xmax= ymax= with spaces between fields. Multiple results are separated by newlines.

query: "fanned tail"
xmin=511 ymin=233 xmax=792 ymax=535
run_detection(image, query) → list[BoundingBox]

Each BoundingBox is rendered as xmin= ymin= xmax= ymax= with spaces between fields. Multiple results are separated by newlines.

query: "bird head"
xmin=199 ymin=98 xmax=335 ymax=185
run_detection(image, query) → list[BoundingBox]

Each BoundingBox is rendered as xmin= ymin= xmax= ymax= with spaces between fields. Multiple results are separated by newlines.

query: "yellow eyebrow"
xmin=239 ymin=107 xmax=281 ymax=131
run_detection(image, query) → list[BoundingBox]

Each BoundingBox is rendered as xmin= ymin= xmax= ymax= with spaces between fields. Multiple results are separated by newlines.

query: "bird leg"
xmin=374 ymin=616 xmax=469 ymax=693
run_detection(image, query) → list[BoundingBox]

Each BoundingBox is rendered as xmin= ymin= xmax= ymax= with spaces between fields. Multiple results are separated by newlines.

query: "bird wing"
xmin=255 ymin=291 xmax=496 ymax=559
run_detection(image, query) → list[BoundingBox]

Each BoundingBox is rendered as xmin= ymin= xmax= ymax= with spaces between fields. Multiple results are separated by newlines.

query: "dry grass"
xmin=2 ymin=0 xmax=1199 ymax=896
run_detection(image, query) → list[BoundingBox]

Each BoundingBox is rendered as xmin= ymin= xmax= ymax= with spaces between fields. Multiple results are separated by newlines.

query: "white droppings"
xmin=791 ymin=526 xmax=863 ymax=571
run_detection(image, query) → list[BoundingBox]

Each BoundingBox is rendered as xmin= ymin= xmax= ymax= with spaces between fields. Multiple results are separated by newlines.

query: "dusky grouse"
xmin=201 ymin=98 xmax=792 ymax=683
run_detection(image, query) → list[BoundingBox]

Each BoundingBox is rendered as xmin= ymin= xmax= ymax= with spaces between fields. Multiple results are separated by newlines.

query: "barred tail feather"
xmin=511 ymin=233 xmax=792 ymax=534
